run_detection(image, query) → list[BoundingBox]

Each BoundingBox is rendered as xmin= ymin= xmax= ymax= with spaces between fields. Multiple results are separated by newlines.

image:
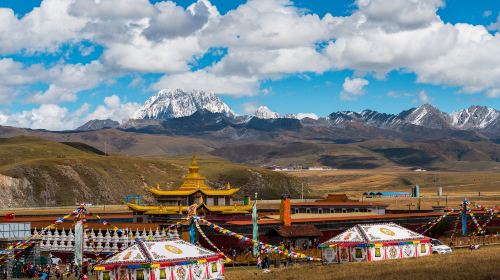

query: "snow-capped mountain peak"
xmin=254 ymin=106 xmax=280 ymax=119
xmin=399 ymin=104 xmax=451 ymax=129
xmin=451 ymin=105 xmax=500 ymax=129
xmin=132 ymin=89 xmax=235 ymax=119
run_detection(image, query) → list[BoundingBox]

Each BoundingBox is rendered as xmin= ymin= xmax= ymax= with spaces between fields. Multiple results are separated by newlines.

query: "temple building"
xmin=128 ymin=157 xmax=252 ymax=223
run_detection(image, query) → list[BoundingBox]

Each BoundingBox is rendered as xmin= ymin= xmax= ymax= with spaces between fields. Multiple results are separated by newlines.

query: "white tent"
xmin=320 ymin=223 xmax=431 ymax=264
xmin=95 ymin=239 xmax=224 ymax=280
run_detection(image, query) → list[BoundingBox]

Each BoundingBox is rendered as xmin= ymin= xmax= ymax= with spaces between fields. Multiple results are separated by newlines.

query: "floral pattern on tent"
xmin=319 ymin=222 xmax=431 ymax=264
xmin=95 ymin=238 xmax=224 ymax=280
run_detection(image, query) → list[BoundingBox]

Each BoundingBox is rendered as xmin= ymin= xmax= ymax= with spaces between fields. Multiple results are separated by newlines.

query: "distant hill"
xmin=3 ymin=124 xmax=500 ymax=172
xmin=0 ymin=136 xmax=304 ymax=207
xmin=76 ymin=119 xmax=120 ymax=131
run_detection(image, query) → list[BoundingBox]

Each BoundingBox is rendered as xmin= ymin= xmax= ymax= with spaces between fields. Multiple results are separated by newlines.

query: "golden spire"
xmin=189 ymin=155 xmax=199 ymax=175
xmin=178 ymin=155 xmax=209 ymax=190
xmin=226 ymin=182 xmax=231 ymax=190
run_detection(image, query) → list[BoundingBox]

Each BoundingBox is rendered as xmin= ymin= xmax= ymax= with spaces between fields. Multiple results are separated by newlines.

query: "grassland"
xmin=0 ymin=136 xmax=303 ymax=207
xmin=225 ymin=246 xmax=500 ymax=280
xmin=288 ymin=169 xmax=500 ymax=209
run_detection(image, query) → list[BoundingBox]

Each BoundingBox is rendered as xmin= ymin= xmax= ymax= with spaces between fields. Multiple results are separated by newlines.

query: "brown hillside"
xmin=0 ymin=136 xmax=304 ymax=207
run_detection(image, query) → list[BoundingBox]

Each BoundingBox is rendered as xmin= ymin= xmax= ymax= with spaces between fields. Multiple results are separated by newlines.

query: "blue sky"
xmin=1 ymin=0 xmax=500 ymax=130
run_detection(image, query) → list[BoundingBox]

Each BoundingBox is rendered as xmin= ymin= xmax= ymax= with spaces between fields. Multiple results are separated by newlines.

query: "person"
xmin=74 ymin=265 xmax=79 ymax=278
xmin=54 ymin=266 xmax=60 ymax=279
xmin=256 ymin=255 xmax=262 ymax=270
xmin=285 ymin=255 xmax=292 ymax=267
xmin=65 ymin=266 xmax=70 ymax=277
xmin=45 ymin=264 xmax=51 ymax=279
xmin=83 ymin=264 xmax=88 ymax=277
xmin=263 ymin=255 xmax=270 ymax=270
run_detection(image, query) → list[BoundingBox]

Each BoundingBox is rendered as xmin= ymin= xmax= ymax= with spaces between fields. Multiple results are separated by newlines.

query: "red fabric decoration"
xmin=4 ymin=213 xmax=14 ymax=220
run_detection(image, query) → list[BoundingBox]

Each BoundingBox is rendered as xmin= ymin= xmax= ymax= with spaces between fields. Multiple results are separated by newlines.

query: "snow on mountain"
xmin=399 ymin=104 xmax=451 ymax=130
xmin=129 ymin=90 xmax=500 ymax=133
xmin=254 ymin=106 xmax=280 ymax=119
xmin=359 ymin=110 xmax=404 ymax=128
xmin=327 ymin=110 xmax=402 ymax=129
xmin=328 ymin=111 xmax=359 ymax=126
xmin=451 ymin=106 xmax=500 ymax=129
xmin=326 ymin=104 xmax=500 ymax=131
xmin=132 ymin=89 xmax=235 ymax=119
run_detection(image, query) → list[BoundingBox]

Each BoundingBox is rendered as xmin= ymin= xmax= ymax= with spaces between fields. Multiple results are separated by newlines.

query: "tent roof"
xmin=103 ymin=244 xmax=148 ymax=264
xmin=102 ymin=239 xmax=219 ymax=265
xmin=322 ymin=222 xmax=426 ymax=244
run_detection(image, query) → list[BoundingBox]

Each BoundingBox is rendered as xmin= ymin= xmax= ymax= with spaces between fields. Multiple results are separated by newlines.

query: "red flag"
xmin=4 ymin=213 xmax=14 ymax=220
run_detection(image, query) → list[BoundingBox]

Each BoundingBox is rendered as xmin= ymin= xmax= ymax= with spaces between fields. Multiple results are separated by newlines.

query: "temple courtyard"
xmin=225 ymin=245 xmax=500 ymax=280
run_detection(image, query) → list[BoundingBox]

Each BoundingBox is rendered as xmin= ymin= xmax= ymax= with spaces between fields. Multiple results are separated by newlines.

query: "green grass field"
xmin=225 ymin=246 xmax=500 ymax=280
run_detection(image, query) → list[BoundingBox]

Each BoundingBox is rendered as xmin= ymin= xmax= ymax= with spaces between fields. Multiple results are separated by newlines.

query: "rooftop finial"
xmin=189 ymin=155 xmax=199 ymax=175
xmin=190 ymin=155 xmax=198 ymax=167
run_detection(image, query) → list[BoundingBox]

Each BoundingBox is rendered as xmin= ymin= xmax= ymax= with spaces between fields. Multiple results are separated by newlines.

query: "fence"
xmin=230 ymin=248 xmax=322 ymax=266
xmin=441 ymin=235 xmax=500 ymax=248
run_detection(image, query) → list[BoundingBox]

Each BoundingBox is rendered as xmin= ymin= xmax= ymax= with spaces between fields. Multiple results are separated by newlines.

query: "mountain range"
xmin=326 ymin=104 xmax=500 ymax=132
xmin=76 ymin=89 xmax=500 ymax=136
xmin=4 ymin=89 xmax=500 ymax=173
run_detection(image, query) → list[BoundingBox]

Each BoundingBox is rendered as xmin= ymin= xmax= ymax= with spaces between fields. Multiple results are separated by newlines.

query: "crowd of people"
xmin=217 ymin=239 xmax=319 ymax=259
xmin=215 ymin=239 xmax=318 ymax=271
xmin=6 ymin=261 xmax=93 ymax=279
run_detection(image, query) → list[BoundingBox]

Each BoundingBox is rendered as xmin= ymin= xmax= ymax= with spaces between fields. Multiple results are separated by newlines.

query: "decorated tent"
xmin=320 ymin=223 xmax=431 ymax=264
xmin=95 ymin=238 xmax=224 ymax=280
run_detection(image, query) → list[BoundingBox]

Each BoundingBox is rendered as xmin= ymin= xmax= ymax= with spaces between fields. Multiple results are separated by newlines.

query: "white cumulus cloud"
xmin=84 ymin=95 xmax=140 ymax=123
xmin=417 ymin=90 xmax=431 ymax=104
xmin=0 ymin=0 xmax=86 ymax=54
xmin=0 ymin=95 xmax=138 ymax=130
xmin=0 ymin=104 xmax=82 ymax=131
xmin=297 ymin=113 xmax=319 ymax=120
xmin=340 ymin=77 xmax=369 ymax=100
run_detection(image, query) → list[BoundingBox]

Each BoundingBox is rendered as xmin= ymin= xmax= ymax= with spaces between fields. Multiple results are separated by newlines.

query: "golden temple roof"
xmin=127 ymin=203 xmax=252 ymax=214
xmin=148 ymin=155 xmax=240 ymax=197
xmin=149 ymin=188 xmax=240 ymax=197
